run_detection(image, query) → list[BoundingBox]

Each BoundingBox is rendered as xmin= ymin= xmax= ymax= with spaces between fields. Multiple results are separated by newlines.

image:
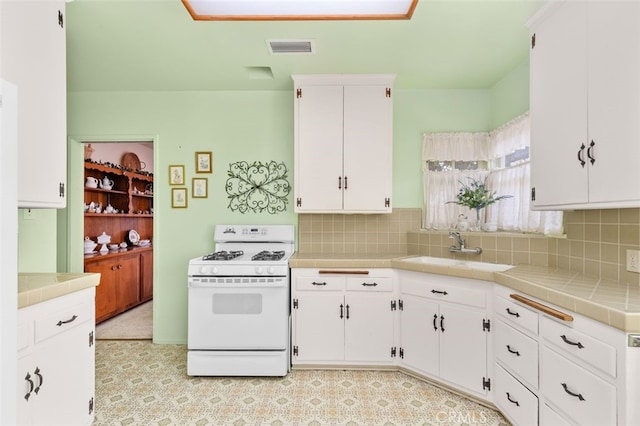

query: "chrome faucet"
xmin=448 ymin=231 xmax=482 ymax=255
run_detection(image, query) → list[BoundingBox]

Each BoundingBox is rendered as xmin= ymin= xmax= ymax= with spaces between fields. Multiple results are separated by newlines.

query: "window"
xmin=422 ymin=113 xmax=562 ymax=234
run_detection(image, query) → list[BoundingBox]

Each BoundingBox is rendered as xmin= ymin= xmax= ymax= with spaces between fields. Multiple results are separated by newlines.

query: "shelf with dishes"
xmin=84 ymin=161 xmax=153 ymax=216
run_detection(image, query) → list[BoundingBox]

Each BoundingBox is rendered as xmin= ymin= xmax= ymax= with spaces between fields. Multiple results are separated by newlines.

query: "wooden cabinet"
xmin=17 ymin=288 xmax=95 ymax=425
xmin=291 ymin=269 xmax=396 ymax=365
xmin=398 ymin=270 xmax=492 ymax=398
xmin=1 ymin=0 xmax=67 ymax=208
xmin=84 ymin=161 xmax=153 ymax=322
xmin=529 ymin=1 xmax=640 ymax=209
xmin=85 ymin=249 xmax=151 ymax=323
xmin=140 ymin=250 xmax=153 ymax=302
xmin=292 ymin=74 xmax=394 ymax=213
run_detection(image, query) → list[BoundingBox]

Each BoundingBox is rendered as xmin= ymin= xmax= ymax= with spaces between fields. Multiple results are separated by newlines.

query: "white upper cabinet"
xmin=1 ymin=0 xmax=67 ymax=208
xmin=529 ymin=1 xmax=640 ymax=209
xmin=293 ymin=74 xmax=394 ymax=213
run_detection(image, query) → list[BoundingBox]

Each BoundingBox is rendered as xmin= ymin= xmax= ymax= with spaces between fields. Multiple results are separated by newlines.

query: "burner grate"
xmin=251 ymin=250 xmax=286 ymax=261
xmin=202 ymin=250 xmax=244 ymax=261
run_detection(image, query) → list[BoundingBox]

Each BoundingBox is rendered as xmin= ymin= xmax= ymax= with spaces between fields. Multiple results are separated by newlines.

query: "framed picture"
xmin=169 ymin=165 xmax=185 ymax=185
xmin=171 ymin=188 xmax=188 ymax=208
xmin=192 ymin=178 xmax=208 ymax=198
xmin=195 ymin=151 xmax=212 ymax=173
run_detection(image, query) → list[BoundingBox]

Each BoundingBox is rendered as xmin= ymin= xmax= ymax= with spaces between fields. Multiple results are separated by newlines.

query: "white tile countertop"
xmin=289 ymin=253 xmax=640 ymax=332
xmin=18 ymin=272 xmax=101 ymax=308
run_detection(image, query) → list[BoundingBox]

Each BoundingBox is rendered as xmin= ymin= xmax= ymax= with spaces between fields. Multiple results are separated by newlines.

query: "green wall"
xmin=17 ymin=60 xmax=530 ymax=344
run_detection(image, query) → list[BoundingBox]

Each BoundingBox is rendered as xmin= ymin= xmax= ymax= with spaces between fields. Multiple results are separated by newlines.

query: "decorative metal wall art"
xmin=225 ymin=161 xmax=290 ymax=214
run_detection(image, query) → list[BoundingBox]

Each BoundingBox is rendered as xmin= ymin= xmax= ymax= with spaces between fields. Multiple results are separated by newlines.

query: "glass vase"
xmin=471 ymin=208 xmax=485 ymax=231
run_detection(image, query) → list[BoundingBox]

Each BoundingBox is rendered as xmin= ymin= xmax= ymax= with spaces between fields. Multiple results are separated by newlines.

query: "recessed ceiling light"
xmin=182 ymin=0 xmax=418 ymax=21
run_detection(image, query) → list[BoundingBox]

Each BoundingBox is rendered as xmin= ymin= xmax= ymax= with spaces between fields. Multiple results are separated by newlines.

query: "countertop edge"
xmin=18 ymin=272 xmax=101 ymax=309
xmin=290 ymin=254 xmax=640 ymax=333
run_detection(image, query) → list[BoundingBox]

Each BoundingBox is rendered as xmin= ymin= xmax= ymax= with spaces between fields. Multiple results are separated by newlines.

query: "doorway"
xmin=82 ymin=141 xmax=154 ymax=338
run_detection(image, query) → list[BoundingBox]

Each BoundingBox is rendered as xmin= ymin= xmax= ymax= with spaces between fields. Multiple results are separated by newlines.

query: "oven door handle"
xmin=188 ymin=281 xmax=286 ymax=289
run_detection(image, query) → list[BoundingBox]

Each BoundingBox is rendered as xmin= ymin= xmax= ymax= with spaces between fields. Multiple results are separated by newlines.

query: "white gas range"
xmin=187 ymin=224 xmax=294 ymax=377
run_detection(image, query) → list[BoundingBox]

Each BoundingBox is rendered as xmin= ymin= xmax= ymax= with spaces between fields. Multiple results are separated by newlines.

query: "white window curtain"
xmin=422 ymin=113 xmax=563 ymax=234
xmin=422 ymin=132 xmax=490 ymax=229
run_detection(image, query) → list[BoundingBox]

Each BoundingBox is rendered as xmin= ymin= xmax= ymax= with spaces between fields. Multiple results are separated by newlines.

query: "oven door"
xmin=187 ymin=276 xmax=289 ymax=350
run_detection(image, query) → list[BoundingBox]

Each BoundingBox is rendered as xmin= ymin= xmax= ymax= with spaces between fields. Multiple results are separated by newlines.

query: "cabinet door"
xmin=293 ymin=293 xmax=344 ymax=361
xmin=295 ymin=85 xmax=344 ymax=211
xmin=343 ymin=85 xmax=393 ymax=212
xmin=116 ymin=255 xmax=141 ymax=311
xmin=2 ymin=0 xmax=67 ymax=208
xmin=400 ymin=294 xmax=439 ymax=376
xmin=344 ymin=293 xmax=394 ymax=362
xmin=85 ymin=261 xmax=117 ymax=322
xmin=438 ymin=303 xmax=488 ymax=395
xmin=32 ymin=321 xmax=94 ymax=425
xmin=17 ymin=353 xmax=35 ymax=424
xmin=586 ymin=1 xmax=640 ymax=204
xmin=530 ymin=1 xmax=588 ymax=208
xmin=140 ymin=251 xmax=153 ymax=302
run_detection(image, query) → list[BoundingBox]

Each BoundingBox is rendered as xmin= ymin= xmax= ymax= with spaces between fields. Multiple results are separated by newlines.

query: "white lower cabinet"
xmin=541 ymin=346 xmax=616 ymax=426
xmin=399 ymin=270 xmax=491 ymax=398
xmin=17 ymin=288 xmax=96 ymax=425
xmin=494 ymin=365 xmax=538 ymax=426
xmin=292 ymin=269 xmax=396 ymax=365
xmin=493 ymin=285 xmax=634 ymax=425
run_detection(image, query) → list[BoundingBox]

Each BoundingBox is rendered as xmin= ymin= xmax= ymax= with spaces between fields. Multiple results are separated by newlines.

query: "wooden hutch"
xmin=83 ymin=161 xmax=153 ymax=323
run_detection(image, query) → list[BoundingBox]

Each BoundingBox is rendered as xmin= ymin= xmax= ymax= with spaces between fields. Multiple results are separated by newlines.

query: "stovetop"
xmin=188 ymin=224 xmax=294 ymax=277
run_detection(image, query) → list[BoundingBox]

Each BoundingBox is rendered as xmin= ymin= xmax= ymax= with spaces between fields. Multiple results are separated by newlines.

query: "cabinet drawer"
xmin=495 ymin=296 xmax=538 ymax=335
xmin=35 ymin=300 xmax=94 ymax=344
xmin=494 ymin=364 xmax=538 ymax=426
xmin=296 ymin=276 xmax=344 ymax=291
xmin=541 ymin=316 xmax=616 ymax=378
xmin=495 ymin=320 xmax=539 ymax=388
xmin=346 ymin=277 xmax=392 ymax=292
xmin=401 ymin=273 xmax=487 ymax=308
xmin=541 ymin=347 xmax=616 ymax=426
xmin=540 ymin=403 xmax=572 ymax=426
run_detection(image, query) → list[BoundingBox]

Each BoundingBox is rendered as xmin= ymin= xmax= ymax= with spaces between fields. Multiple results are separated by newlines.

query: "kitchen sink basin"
xmin=401 ymin=256 xmax=513 ymax=272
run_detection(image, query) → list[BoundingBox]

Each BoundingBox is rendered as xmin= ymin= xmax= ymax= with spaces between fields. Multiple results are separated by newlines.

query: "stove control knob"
xmin=200 ymin=266 xmax=207 ymax=274
xmin=212 ymin=266 xmax=219 ymax=274
xmin=267 ymin=266 xmax=275 ymax=275
xmin=255 ymin=266 xmax=264 ymax=275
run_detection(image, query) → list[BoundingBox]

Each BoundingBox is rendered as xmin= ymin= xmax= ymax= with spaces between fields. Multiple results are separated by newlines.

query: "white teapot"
xmin=85 ymin=177 xmax=98 ymax=188
xmin=99 ymin=176 xmax=114 ymax=190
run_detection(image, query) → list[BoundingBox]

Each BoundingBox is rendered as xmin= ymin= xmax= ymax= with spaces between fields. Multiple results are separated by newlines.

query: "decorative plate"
xmin=128 ymin=229 xmax=140 ymax=245
xmin=121 ymin=152 xmax=142 ymax=171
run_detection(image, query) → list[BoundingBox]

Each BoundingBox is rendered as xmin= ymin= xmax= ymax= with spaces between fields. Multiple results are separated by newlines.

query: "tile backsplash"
xmin=297 ymin=209 xmax=422 ymax=255
xmin=297 ymin=208 xmax=640 ymax=285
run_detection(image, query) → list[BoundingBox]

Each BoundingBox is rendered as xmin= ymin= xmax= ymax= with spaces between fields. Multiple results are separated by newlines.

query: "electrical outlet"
xmin=23 ymin=209 xmax=36 ymax=220
xmin=626 ymin=249 xmax=640 ymax=273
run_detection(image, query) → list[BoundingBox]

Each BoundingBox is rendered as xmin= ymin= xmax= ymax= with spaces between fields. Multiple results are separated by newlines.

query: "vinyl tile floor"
xmin=94 ymin=340 xmax=508 ymax=426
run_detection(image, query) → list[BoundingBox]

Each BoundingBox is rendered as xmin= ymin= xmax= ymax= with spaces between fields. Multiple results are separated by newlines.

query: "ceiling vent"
xmin=267 ymin=39 xmax=315 ymax=55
